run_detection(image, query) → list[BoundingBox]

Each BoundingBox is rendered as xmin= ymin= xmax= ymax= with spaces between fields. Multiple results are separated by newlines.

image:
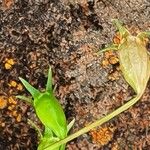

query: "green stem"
xmin=44 ymin=93 xmax=142 ymax=150
xmin=16 ymin=95 xmax=33 ymax=105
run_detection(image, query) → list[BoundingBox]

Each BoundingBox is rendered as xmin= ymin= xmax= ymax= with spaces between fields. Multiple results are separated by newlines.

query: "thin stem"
xmin=16 ymin=95 xmax=33 ymax=105
xmin=44 ymin=93 xmax=142 ymax=150
xmin=98 ymin=44 xmax=118 ymax=54
xmin=28 ymin=119 xmax=43 ymax=139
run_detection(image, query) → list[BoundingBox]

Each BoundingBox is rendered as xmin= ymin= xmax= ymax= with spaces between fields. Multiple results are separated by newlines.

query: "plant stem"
xmin=28 ymin=119 xmax=43 ymax=139
xmin=44 ymin=94 xmax=142 ymax=150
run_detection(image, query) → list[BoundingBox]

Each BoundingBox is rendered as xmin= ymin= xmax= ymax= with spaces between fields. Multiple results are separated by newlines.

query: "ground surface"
xmin=0 ymin=0 xmax=150 ymax=149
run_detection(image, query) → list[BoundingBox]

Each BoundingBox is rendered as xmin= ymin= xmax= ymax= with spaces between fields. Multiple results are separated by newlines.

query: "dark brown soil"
xmin=0 ymin=0 xmax=150 ymax=149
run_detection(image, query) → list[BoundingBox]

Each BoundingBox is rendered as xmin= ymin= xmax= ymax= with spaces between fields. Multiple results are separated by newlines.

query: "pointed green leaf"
xmin=46 ymin=67 xmax=52 ymax=93
xmin=19 ymin=77 xmax=40 ymax=99
xmin=67 ymin=118 xmax=75 ymax=133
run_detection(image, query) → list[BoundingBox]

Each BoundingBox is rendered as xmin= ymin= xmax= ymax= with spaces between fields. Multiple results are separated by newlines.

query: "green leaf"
xmin=19 ymin=77 xmax=40 ymax=99
xmin=34 ymin=93 xmax=67 ymax=139
xmin=67 ymin=118 xmax=75 ymax=133
xmin=118 ymin=35 xmax=150 ymax=94
xmin=46 ymin=67 xmax=53 ymax=93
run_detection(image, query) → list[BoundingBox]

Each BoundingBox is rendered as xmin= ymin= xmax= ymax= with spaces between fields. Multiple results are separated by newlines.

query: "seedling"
xmin=99 ymin=19 xmax=150 ymax=96
xmin=43 ymin=20 xmax=150 ymax=149
xmin=17 ymin=67 xmax=75 ymax=150
xmin=17 ymin=20 xmax=150 ymax=150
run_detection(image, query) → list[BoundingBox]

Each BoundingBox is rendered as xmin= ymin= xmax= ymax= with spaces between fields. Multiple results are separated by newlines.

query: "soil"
xmin=0 ymin=0 xmax=150 ymax=149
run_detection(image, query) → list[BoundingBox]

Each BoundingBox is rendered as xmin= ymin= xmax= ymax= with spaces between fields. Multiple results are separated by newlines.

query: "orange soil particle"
xmin=2 ymin=0 xmax=14 ymax=10
xmin=16 ymin=114 xmax=21 ymax=122
xmin=1 ymin=122 xmax=5 ymax=127
xmin=101 ymin=44 xmax=120 ymax=81
xmin=104 ymin=51 xmax=114 ymax=59
xmin=16 ymin=83 xmax=23 ymax=91
xmin=8 ymin=80 xmax=23 ymax=91
xmin=102 ymin=56 xmax=119 ymax=68
xmin=108 ymin=70 xmax=120 ymax=81
xmin=102 ymin=59 xmax=110 ymax=68
xmin=0 ymin=96 xmax=7 ymax=109
xmin=4 ymin=58 xmax=15 ymax=70
xmin=6 ymin=96 xmax=22 ymax=122
xmin=90 ymin=126 xmax=115 ymax=146
xmin=12 ymin=110 xmax=17 ymax=117
xmin=102 ymin=51 xmax=119 ymax=70
xmin=4 ymin=63 xmax=12 ymax=70
xmin=113 ymin=32 xmax=121 ymax=45
xmin=8 ymin=105 xmax=15 ymax=111
xmin=112 ymin=142 xmax=119 ymax=150
xmin=103 ymin=52 xmax=119 ymax=64
xmin=109 ymin=56 xmax=119 ymax=65
xmin=8 ymin=97 xmax=17 ymax=105
xmin=9 ymin=80 xmax=17 ymax=87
